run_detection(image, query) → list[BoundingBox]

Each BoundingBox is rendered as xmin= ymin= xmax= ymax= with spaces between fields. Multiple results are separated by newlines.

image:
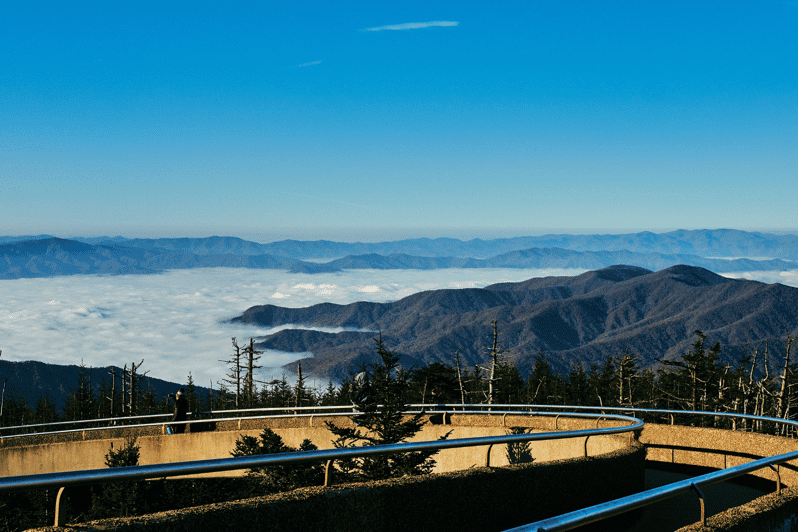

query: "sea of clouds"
xmin=0 ymin=268 xmax=584 ymax=389
xmin=1 ymin=267 xmax=797 ymax=390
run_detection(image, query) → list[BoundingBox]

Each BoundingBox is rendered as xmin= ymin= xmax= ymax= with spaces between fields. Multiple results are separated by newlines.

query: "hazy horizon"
xmin=5 ymin=227 xmax=798 ymax=246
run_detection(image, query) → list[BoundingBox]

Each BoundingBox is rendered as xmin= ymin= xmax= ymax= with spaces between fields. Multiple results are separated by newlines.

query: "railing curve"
xmin=0 ymin=407 xmax=642 ymax=527
xmin=502 ymin=405 xmax=798 ymax=532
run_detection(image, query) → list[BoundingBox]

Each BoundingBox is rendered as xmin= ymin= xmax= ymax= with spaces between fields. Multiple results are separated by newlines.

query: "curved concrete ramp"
xmin=1 ymin=413 xmax=631 ymax=478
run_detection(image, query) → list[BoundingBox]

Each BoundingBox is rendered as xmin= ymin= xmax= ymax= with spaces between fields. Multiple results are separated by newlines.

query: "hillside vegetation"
xmin=234 ymin=265 xmax=798 ymax=380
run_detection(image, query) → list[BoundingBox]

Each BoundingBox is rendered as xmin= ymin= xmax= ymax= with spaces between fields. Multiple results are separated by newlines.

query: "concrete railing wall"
xmin=0 ymin=413 xmax=630 ymax=478
xmin=677 ymin=486 xmax=798 ymax=532
xmin=27 ymin=443 xmax=646 ymax=532
xmin=10 ymin=412 xmax=798 ymax=531
xmin=641 ymin=423 xmax=798 ymax=486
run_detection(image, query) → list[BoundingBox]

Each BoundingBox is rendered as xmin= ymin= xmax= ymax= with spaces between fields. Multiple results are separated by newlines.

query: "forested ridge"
xmin=2 ymin=327 xmax=797 ymax=432
xmin=236 ymin=265 xmax=798 ymax=382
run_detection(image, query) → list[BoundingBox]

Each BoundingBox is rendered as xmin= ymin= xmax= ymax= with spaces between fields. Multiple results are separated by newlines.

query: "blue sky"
xmin=2 ymin=1 xmax=797 ymax=242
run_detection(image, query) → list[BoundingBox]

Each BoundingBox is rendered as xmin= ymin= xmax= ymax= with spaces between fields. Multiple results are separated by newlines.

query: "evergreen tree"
xmin=185 ymin=373 xmax=199 ymax=414
xmin=527 ymin=352 xmax=557 ymax=404
xmin=565 ymin=361 xmax=590 ymax=406
xmin=231 ymin=428 xmax=322 ymax=493
xmin=588 ymin=358 xmax=615 ymax=407
xmin=221 ymin=338 xmax=245 ymax=408
xmin=91 ymin=437 xmax=141 ymax=518
xmin=34 ymin=394 xmax=60 ymax=425
xmin=0 ymin=393 xmax=33 ymax=428
xmin=64 ymin=363 xmax=97 ymax=422
xmin=267 ymin=374 xmax=293 ymax=408
xmin=242 ymin=338 xmax=263 ymax=408
xmin=136 ymin=380 xmax=161 ymax=416
xmin=325 ymin=335 xmax=449 ymax=481
xmin=319 ymin=380 xmax=341 ymax=406
xmin=505 ymin=427 xmax=535 ymax=464
xmin=411 ymin=362 xmax=460 ymax=404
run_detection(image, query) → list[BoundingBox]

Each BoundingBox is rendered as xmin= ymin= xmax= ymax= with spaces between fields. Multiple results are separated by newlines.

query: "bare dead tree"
xmin=108 ymin=368 xmax=117 ymax=419
xmin=294 ymin=361 xmax=309 ymax=408
xmin=476 ymin=321 xmax=513 ymax=404
xmin=453 ymin=349 xmax=466 ymax=404
xmin=127 ymin=360 xmax=147 ymax=416
xmin=243 ymin=338 xmax=263 ymax=408
xmin=121 ymin=364 xmax=128 ymax=416
xmin=776 ymin=332 xmax=796 ymax=421
xmin=222 ymin=337 xmax=246 ymax=408
xmin=616 ymin=346 xmax=640 ymax=407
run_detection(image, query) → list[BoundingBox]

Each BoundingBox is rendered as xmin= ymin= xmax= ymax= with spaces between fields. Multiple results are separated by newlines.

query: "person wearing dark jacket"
xmin=168 ymin=388 xmax=189 ymax=434
xmin=352 ymin=372 xmax=372 ymax=408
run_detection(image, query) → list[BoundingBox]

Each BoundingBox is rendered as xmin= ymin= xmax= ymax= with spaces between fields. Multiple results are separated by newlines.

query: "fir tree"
xmin=325 ymin=335 xmax=449 ymax=481
xmin=319 ymin=380 xmax=341 ymax=406
xmin=91 ymin=437 xmax=141 ymax=519
xmin=185 ymin=373 xmax=199 ymax=414
xmin=64 ymin=362 xmax=97 ymax=422
xmin=34 ymin=394 xmax=60 ymax=425
xmin=231 ymin=428 xmax=322 ymax=492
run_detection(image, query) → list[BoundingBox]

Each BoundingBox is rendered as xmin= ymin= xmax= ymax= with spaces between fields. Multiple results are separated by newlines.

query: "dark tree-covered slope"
xmin=0 ymin=359 xmax=199 ymax=411
xmin=232 ymin=265 xmax=798 ymax=380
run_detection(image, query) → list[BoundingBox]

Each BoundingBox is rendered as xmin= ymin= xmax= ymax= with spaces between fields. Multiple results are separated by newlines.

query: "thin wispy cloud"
xmin=295 ymin=60 xmax=322 ymax=68
xmin=362 ymin=21 xmax=459 ymax=32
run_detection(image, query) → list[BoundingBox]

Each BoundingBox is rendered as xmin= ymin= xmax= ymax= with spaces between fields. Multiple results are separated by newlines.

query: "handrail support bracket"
xmin=691 ymin=482 xmax=707 ymax=526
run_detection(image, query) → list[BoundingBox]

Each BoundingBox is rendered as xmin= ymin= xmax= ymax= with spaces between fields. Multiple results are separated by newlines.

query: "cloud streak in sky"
xmin=295 ymin=60 xmax=322 ymax=68
xmin=362 ymin=21 xmax=459 ymax=32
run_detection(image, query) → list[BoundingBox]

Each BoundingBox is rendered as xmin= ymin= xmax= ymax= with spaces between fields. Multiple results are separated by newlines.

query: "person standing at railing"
xmin=167 ymin=388 xmax=188 ymax=434
xmin=352 ymin=372 xmax=372 ymax=408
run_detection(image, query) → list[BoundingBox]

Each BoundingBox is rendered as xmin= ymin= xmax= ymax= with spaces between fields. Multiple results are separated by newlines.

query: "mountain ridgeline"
xmin=1 ymin=229 xmax=798 ymax=279
xmin=231 ymin=265 xmax=798 ymax=381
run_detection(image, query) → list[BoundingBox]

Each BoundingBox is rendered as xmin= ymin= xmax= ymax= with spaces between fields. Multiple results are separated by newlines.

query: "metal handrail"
xmin=0 ymin=404 xmax=362 ymax=437
xmin=0 ymin=403 xmax=632 ymax=441
xmin=503 ymin=406 xmax=798 ymax=531
xmin=0 ymin=409 xmax=642 ymax=493
xmin=1 ymin=407 xmax=641 ymax=527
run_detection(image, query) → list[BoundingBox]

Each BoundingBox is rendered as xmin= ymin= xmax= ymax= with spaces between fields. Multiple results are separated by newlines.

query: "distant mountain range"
xmin=4 ymin=229 xmax=798 ymax=259
xmin=1 ymin=229 xmax=798 ymax=279
xmin=231 ymin=265 xmax=798 ymax=380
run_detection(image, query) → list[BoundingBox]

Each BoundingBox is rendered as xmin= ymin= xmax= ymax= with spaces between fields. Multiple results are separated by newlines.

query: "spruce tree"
xmin=185 ymin=373 xmax=199 ymax=414
xmin=325 ymin=335 xmax=448 ymax=481
xmin=64 ymin=363 xmax=97 ymax=421
xmin=231 ymin=428 xmax=321 ymax=493
xmin=91 ymin=437 xmax=142 ymax=519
